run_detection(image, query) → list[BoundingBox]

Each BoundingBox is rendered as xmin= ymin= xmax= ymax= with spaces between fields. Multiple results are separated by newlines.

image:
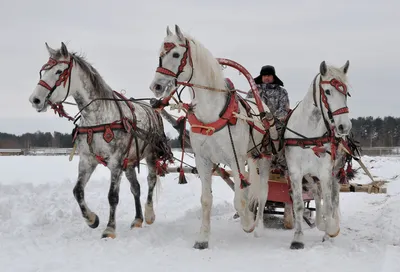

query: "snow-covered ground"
xmin=0 ymin=153 xmax=399 ymax=272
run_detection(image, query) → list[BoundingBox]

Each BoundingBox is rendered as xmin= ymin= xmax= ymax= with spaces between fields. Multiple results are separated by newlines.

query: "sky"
xmin=1 ymin=0 xmax=399 ymax=136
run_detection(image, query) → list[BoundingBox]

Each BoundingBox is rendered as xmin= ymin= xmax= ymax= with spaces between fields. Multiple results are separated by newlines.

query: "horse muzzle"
xmin=335 ymin=122 xmax=352 ymax=137
xmin=29 ymin=94 xmax=48 ymax=112
xmin=149 ymin=78 xmax=175 ymax=98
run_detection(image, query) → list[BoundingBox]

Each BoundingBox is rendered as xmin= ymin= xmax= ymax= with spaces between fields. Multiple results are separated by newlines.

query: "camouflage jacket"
xmin=246 ymin=83 xmax=290 ymax=120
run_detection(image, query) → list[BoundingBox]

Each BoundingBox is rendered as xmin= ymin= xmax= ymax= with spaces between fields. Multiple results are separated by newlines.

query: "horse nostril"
xmin=338 ymin=124 xmax=344 ymax=132
xmin=33 ymin=98 xmax=41 ymax=105
xmin=154 ymin=84 xmax=162 ymax=91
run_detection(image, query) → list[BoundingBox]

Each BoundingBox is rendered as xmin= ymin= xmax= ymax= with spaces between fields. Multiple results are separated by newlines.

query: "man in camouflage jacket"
xmin=246 ymin=65 xmax=290 ymax=173
xmin=247 ymin=65 xmax=290 ymax=122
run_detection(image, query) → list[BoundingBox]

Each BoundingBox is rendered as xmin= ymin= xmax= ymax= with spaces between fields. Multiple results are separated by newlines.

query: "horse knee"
xmin=200 ymin=193 xmax=212 ymax=208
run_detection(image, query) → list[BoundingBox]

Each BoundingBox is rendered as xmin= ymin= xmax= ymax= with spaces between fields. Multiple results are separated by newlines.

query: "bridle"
xmin=156 ymin=39 xmax=193 ymax=80
xmin=155 ymin=38 xmax=196 ymax=102
xmin=38 ymin=57 xmax=73 ymax=105
xmin=313 ymin=75 xmax=351 ymax=135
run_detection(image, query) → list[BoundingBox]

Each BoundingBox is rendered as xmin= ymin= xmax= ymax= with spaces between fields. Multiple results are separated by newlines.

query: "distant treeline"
xmin=1 ymin=116 xmax=399 ymax=149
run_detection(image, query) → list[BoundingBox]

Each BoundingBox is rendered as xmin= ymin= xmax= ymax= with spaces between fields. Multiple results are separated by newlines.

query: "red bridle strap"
xmin=156 ymin=40 xmax=193 ymax=79
xmin=320 ymin=78 xmax=349 ymax=116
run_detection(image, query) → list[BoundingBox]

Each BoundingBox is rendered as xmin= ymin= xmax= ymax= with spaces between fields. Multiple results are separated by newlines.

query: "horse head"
xmin=149 ymin=25 xmax=193 ymax=98
xmin=29 ymin=42 xmax=75 ymax=112
xmin=318 ymin=60 xmax=352 ymax=137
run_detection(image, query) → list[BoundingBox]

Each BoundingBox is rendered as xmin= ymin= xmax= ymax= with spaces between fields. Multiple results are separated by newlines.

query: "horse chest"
xmin=190 ymin=133 xmax=237 ymax=165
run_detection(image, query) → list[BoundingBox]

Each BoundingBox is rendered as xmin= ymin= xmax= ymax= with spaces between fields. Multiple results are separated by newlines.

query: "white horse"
xmin=149 ymin=25 xmax=279 ymax=249
xmin=283 ymin=60 xmax=352 ymax=249
xmin=28 ymin=42 xmax=173 ymax=239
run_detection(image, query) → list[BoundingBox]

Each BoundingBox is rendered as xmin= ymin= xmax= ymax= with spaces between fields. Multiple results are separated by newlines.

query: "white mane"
xmin=186 ymin=35 xmax=227 ymax=89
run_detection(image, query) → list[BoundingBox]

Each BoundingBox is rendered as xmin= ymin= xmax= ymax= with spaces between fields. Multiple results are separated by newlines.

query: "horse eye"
xmin=55 ymin=70 xmax=62 ymax=75
xmin=172 ymin=52 xmax=180 ymax=58
xmin=325 ymin=89 xmax=331 ymax=95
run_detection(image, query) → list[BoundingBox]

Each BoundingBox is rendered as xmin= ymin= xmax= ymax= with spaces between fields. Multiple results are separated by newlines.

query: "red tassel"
xmin=346 ymin=162 xmax=355 ymax=179
xmin=178 ymin=169 xmax=188 ymax=184
xmin=239 ymin=173 xmax=250 ymax=189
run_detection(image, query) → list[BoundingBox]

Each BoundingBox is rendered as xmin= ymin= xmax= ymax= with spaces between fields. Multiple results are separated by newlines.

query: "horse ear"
xmin=60 ymin=42 xmax=69 ymax=58
xmin=341 ymin=60 xmax=350 ymax=74
xmin=175 ymin=24 xmax=185 ymax=41
xmin=166 ymin=26 xmax=172 ymax=36
xmin=45 ymin=42 xmax=57 ymax=57
xmin=320 ymin=61 xmax=327 ymax=76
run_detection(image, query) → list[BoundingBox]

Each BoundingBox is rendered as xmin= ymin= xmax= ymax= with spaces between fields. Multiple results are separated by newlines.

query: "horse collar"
xmin=185 ymin=92 xmax=239 ymax=136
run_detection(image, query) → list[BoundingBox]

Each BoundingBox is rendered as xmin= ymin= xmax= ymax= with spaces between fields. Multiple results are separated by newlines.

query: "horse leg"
xmin=304 ymin=175 xmax=325 ymax=231
xmin=319 ymin=171 xmax=339 ymax=242
xmin=193 ymin=156 xmax=213 ymax=250
xmin=252 ymin=157 xmax=270 ymax=237
xmin=288 ymin=171 xmax=305 ymax=249
xmin=328 ymin=172 xmax=341 ymax=239
xmin=101 ymin=167 xmax=123 ymax=238
xmin=124 ymin=165 xmax=144 ymax=228
xmin=233 ymin=156 xmax=254 ymax=233
xmin=73 ymin=157 xmax=99 ymax=229
xmin=283 ymin=203 xmax=294 ymax=229
xmin=144 ymin=153 xmax=158 ymax=225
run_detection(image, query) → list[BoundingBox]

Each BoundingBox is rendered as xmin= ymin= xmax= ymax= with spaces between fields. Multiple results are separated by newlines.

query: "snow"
xmin=0 ymin=153 xmax=399 ymax=272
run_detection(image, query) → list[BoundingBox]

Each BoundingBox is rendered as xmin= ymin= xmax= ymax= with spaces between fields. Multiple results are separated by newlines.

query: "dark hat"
xmin=253 ymin=65 xmax=284 ymax=86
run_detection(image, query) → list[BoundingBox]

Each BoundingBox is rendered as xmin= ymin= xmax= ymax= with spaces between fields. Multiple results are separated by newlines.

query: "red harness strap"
xmin=73 ymin=122 xmax=126 ymax=144
xmin=184 ymin=92 xmax=239 ymax=136
xmin=72 ymin=91 xmax=138 ymax=169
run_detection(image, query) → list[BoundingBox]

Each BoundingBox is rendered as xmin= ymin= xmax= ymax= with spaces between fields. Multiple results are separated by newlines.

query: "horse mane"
xmin=70 ymin=52 xmax=113 ymax=98
xmin=51 ymin=49 xmax=113 ymax=99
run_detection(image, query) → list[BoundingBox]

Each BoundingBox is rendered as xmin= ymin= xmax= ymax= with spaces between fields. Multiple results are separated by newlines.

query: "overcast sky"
xmin=1 ymin=0 xmax=399 ymax=136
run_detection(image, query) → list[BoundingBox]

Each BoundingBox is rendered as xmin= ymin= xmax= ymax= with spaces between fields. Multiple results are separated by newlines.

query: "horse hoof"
xmin=88 ymin=214 xmax=100 ymax=229
xmin=283 ymin=221 xmax=294 ymax=229
xmin=290 ymin=241 xmax=304 ymax=250
xmin=101 ymin=232 xmax=116 ymax=239
xmin=243 ymin=224 xmax=255 ymax=233
xmin=328 ymin=228 xmax=340 ymax=238
xmin=131 ymin=218 xmax=143 ymax=228
xmin=145 ymin=215 xmax=155 ymax=225
xmin=193 ymin=241 xmax=208 ymax=250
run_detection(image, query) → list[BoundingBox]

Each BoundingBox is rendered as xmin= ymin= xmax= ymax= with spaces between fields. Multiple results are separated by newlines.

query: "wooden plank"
xmin=168 ymin=167 xmax=387 ymax=194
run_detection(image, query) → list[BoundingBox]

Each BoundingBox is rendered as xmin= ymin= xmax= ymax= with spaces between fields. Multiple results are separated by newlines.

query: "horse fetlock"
xmin=145 ymin=204 xmax=155 ymax=225
xmin=131 ymin=218 xmax=143 ymax=228
xmin=101 ymin=227 xmax=116 ymax=239
xmin=86 ymin=213 xmax=99 ymax=229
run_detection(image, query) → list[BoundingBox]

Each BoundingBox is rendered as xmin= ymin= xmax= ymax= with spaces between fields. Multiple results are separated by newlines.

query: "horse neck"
xmin=289 ymin=77 xmax=329 ymax=137
xmin=70 ymin=65 xmax=120 ymax=126
xmin=189 ymin=46 xmax=228 ymax=123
